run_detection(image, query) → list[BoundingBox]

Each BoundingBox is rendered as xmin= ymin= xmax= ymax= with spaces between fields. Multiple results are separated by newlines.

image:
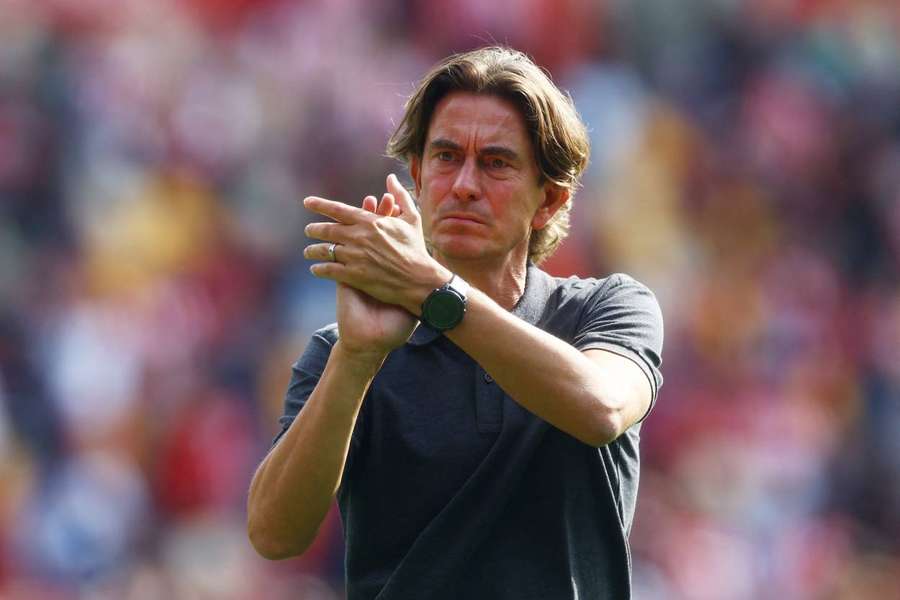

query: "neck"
xmin=435 ymin=251 xmax=529 ymax=311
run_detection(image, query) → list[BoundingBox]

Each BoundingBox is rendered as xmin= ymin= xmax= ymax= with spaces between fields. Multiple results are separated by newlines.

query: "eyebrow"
xmin=427 ymin=138 xmax=521 ymax=162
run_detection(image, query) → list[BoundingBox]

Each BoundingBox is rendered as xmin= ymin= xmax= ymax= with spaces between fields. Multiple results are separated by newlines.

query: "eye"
xmin=437 ymin=151 xmax=455 ymax=162
xmin=488 ymin=157 xmax=508 ymax=169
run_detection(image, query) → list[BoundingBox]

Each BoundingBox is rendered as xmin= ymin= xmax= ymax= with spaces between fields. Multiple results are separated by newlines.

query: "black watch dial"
xmin=423 ymin=289 xmax=465 ymax=331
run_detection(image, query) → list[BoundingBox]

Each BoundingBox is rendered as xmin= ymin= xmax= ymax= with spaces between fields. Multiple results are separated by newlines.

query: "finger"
xmin=376 ymin=193 xmax=395 ymax=217
xmin=304 ymin=221 xmax=354 ymax=244
xmin=309 ymin=260 xmax=349 ymax=280
xmin=303 ymin=242 xmax=344 ymax=263
xmin=386 ymin=173 xmax=419 ymax=223
xmin=304 ymin=196 xmax=374 ymax=225
xmin=391 ymin=204 xmax=402 ymax=217
xmin=362 ymin=195 xmax=377 ymax=213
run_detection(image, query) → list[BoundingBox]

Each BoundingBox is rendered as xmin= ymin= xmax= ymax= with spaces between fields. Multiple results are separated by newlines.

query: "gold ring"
xmin=327 ymin=243 xmax=338 ymax=262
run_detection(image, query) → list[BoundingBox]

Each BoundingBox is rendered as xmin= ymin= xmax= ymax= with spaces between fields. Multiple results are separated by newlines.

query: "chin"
xmin=431 ymin=236 xmax=493 ymax=261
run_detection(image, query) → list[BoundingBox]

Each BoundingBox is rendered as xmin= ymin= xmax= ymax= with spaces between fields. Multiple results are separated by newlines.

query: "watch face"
xmin=424 ymin=290 xmax=465 ymax=330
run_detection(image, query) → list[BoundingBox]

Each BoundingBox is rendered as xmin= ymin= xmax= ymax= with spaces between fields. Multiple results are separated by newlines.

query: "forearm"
xmin=300 ymin=182 xmax=648 ymax=446
xmin=444 ymin=288 xmax=635 ymax=447
xmin=247 ymin=341 xmax=384 ymax=559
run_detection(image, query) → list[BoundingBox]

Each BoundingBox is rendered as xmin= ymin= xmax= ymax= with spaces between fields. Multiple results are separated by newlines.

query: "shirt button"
xmin=483 ymin=372 xmax=493 ymax=383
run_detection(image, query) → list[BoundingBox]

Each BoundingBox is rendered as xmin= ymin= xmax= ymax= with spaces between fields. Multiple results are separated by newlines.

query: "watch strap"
xmin=446 ymin=274 xmax=470 ymax=299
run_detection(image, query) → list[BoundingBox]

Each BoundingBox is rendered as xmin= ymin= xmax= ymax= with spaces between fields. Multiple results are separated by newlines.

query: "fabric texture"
xmin=274 ymin=264 xmax=664 ymax=600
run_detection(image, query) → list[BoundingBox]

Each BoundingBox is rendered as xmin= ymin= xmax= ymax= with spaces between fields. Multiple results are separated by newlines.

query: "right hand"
xmin=334 ymin=193 xmax=417 ymax=360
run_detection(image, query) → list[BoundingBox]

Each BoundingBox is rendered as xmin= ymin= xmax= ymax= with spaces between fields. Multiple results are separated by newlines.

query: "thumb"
xmin=386 ymin=173 xmax=419 ymax=224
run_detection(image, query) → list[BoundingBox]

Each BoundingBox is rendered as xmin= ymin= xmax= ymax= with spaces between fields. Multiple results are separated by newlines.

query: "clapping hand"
xmin=303 ymin=174 xmax=443 ymax=359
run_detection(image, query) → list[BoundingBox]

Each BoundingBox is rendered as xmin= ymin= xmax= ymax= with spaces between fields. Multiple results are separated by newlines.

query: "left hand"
xmin=303 ymin=174 xmax=450 ymax=315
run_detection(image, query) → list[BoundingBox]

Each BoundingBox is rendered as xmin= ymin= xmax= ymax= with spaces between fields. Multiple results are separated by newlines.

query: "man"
xmin=248 ymin=47 xmax=663 ymax=599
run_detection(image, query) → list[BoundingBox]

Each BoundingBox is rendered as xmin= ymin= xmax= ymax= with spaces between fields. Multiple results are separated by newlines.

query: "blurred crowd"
xmin=0 ymin=0 xmax=898 ymax=598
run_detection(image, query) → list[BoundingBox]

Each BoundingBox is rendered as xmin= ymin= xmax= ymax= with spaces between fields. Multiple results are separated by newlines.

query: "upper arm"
xmin=272 ymin=325 xmax=338 ymax=447
xmin=571 ymin=274 xmax=664 ymax=427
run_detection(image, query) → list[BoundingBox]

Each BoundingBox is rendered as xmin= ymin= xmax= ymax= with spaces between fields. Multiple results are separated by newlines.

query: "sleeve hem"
xmin=578 ymin=341 xmax=659 ymax=421
xmin=271 ymin=417 xmax=294 ymax=448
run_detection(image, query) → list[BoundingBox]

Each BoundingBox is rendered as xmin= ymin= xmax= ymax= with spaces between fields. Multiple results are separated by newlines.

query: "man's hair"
xmin=386 ymin=46 xmax=590 ymax=264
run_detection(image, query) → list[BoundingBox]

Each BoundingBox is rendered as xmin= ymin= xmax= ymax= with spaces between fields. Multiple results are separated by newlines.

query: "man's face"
xmin=411 ymin=92 xmax=566 ymax=266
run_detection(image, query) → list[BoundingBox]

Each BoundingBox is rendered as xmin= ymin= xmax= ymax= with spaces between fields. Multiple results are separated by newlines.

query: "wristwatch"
xmin=420 ymin=274 xmax=469 ymax=331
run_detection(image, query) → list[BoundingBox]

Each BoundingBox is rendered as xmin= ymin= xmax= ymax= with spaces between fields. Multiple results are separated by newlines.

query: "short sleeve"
xmin=271 ymin=324 xmax=339 ymax=447
xmin=572 ymin=274 xmax=664 ymax=411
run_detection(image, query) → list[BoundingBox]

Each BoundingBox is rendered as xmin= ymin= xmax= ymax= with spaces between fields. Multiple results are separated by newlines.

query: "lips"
xmin=439 ymin=212 xmax=486 ymax=225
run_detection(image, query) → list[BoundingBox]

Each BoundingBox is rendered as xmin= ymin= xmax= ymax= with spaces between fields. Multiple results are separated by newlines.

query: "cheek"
xmin=422 ymin=169 xmax=452 ymax=196
xmin=419 ymin=179 xmax=451 ymax=215
xmin=415 ymin=192 xmax=437 ymax=234
xmin=485 ymin=187 xmax=521 ymax=219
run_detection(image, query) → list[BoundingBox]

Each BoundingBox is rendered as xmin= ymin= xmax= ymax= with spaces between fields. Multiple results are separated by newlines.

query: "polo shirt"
xmin=274 ymin=264 xmax=664 ymax=600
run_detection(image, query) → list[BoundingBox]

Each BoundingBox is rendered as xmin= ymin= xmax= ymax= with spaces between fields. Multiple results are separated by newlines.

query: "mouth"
xmin=439 ymin=213 xmax=485 ymax=225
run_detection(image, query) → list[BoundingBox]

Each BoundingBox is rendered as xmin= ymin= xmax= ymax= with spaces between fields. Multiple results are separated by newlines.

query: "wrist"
xmin=419 ymin=272 xmax=470 ymax=332
xmin=332 ymin=340 xmax=390 ymax=375
xmin=405 ymin=262 xmax=454 ymax=316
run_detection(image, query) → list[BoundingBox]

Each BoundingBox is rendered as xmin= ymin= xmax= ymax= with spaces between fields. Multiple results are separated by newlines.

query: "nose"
xmin=451 ymin=156 xmax=481 ymax=202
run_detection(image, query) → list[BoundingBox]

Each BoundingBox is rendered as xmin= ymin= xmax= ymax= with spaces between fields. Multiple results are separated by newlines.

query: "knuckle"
xmin=349 ymin=263 xmax=366 ymax=278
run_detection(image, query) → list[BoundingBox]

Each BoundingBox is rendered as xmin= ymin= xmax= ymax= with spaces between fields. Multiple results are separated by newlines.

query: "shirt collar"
xmin=407 ymin=263 xmax=556 ymax=347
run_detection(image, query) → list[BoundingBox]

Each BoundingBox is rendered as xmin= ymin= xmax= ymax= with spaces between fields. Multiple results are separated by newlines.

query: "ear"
xmin=409 ymin=155 xmax=423 ymax=196
xmin=531 ymin=183 xmax=570 ymax=230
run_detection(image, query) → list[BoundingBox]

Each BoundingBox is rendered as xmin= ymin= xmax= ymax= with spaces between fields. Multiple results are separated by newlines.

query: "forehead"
xmin=426 ymin=92 xmax=532 ymax=151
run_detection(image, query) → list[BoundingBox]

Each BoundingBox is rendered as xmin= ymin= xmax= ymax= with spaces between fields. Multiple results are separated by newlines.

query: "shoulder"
xmin=553 ymin=272 xmax=659 ymax=314
xmin=551 ymin=271 xmax=664 ymax=354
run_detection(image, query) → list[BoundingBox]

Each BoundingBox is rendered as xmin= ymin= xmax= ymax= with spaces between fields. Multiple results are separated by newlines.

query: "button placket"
xmin=475 ymin=366 xmax=502 ymax=432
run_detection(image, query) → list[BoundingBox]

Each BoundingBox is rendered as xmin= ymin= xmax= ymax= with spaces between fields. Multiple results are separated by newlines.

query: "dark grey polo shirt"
xmin=274 ymin=264 xmax=664 ymax=600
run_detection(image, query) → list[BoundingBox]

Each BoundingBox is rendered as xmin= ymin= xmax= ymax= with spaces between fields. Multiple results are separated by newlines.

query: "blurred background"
xmin=1 ymin=0 xmax=898 ymax=598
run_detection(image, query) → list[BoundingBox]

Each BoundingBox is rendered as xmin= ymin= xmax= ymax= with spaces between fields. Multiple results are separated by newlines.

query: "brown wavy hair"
xmin=386 ymin=46 xmax=590 ymax=264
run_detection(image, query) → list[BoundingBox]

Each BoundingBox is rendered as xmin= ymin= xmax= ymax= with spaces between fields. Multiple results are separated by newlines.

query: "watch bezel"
xmin=421 ymin=276 xmax=468 ymax=331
